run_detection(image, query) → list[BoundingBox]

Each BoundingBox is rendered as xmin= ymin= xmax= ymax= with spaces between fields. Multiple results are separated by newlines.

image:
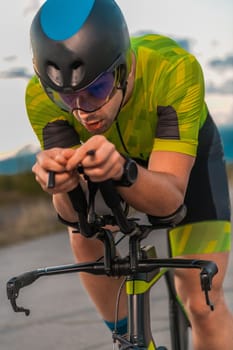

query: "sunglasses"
xmin=44 ymin=69 xmax=121 ymax=113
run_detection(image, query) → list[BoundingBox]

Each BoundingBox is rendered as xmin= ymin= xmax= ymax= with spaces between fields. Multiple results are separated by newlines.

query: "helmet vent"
xmin=70 ymin=61 xmax=82 ymax=87
xmin=47 ymin=64 xmax=63 ymax=87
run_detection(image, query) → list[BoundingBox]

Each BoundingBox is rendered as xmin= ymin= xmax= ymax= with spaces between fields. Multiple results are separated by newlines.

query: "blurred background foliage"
xmin=0 ymin=171 xmax=63 ymax=247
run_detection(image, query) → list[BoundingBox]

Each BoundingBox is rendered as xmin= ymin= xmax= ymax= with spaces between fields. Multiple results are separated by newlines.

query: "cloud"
xmin=0 ymin=67 xmax=32 ymax=80
xmin=4 ymin=56 xmax=17 ymax=62
xmin=206 ymin=79 xmax=233 ymax=94
xmin=208 ymin=55 xmax=233 ymax=70
xmin=174 ymin=38 xmax=192 ymax=52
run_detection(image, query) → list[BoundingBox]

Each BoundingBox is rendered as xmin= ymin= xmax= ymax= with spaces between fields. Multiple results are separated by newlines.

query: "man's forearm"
xmin=118 ymin=166 xmax=184 ymax=217
xmin=53 ymin=192 xmax=79 ymax=222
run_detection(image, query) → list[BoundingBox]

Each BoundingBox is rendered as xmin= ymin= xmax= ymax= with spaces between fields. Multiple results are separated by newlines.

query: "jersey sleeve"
xmin=153 ymin=53 xmax=207 ymax=156
xmin=25 ymin=76 xmax=80 ymax=150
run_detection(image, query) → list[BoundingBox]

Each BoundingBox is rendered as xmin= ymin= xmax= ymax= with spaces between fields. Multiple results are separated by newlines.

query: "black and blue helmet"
xmin=30 ymin=0 xmax=131 ymax=93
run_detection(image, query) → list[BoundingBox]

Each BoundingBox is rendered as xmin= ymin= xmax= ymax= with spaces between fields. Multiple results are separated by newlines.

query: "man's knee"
xmin=186 ymin=293 xmax=215 ymax=320
xmin=69 ymin=229 xmax=104 ymax=262
xmin=179 ymin=282 xmax=225 ymax=323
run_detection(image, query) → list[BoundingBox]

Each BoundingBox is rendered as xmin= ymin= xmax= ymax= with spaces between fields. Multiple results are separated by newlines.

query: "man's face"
xmin=72 ymin=89 xmax=123 ymax=134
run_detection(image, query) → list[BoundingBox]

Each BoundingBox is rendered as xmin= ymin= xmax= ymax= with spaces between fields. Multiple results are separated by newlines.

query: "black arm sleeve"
xmin=42 ymin=120 xmax=81 ymax=149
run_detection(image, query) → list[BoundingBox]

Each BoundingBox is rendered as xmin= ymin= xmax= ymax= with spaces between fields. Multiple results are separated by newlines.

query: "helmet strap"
xmin=114 ymin=81 xmax=127 ymax=121
xmin=113 ymin=82 xmax=130 ymax=155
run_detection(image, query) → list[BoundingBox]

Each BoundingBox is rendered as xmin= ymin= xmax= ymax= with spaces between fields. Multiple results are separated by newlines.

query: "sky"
xmin=0 ymin=0 xmax=232 ymax=153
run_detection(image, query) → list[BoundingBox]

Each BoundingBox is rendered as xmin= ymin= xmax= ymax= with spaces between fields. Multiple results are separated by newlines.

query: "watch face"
xmin=125 ymin=159 xmax=138 ymax=183
xmin=127 ymin=160 xmax=138 ymax=182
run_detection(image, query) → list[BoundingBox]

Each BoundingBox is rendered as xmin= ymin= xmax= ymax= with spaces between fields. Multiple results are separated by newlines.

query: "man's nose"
xmin=78 ymin=93 xmax=97 ymax=111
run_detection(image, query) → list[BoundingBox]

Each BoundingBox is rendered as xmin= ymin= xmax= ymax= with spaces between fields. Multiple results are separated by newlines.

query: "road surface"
xmin=0 ymin=228 xmax=232 ymax=350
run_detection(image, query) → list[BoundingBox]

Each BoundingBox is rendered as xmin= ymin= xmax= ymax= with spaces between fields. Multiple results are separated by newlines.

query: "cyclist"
xmin=26 ymin=1 xmax=233 ymax=349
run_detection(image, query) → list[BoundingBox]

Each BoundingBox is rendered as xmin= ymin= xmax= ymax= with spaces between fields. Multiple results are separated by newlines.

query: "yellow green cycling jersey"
xmin=25 ymin=34 xmax=231 ymax=255
xmin=25 ymin=34 xmax=208 ymax=161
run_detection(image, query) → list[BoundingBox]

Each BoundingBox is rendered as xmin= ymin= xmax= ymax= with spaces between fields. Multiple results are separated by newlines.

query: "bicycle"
xmin=7 ymin=176 xmax=218 ymax=350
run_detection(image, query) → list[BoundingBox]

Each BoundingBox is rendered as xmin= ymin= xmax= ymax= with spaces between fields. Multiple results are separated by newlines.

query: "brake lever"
xmin=9 ymin=295 xmax=30 ymax=316
xmin=7 ymin=277 xmax=30 ymax=315
xmin=200 ymin=261 xmax=218 ymax=311
xmin=200 ymin=271 xmax=215 ymax=311
xmin=7 ymin=270 xmax=41 ymax=316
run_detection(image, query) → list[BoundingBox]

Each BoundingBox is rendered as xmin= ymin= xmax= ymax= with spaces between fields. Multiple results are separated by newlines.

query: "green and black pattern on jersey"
xmin=25 ymin=34 xmax=231 ymax=255
xmin=26 ymin=34 xmax=208 ymax=159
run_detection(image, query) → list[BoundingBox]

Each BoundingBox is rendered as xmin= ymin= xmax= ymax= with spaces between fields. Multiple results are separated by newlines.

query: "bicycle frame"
xmin=125 ymin=258 xmax=168 ymax=349
xmin=6 ymin=179 xmax=218 ymax=350
xmin=111 ymin=234 xmax=216 ymax=350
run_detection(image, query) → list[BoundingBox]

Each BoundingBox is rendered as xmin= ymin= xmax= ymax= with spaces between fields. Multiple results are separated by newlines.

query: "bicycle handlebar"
xmin=68 ymin=180 xmax=136 ymax=236
xmin=48 ymin=164 xmax=187 ymax=236
xmin=67 ymin=178 xmax=187 ymax=237
xmin=6 ymin=170 xmax=218 ymax=316
xmin=99 ymin=180 xmax=136 ymax=233
xmin=7 ymin=256 xmax=218 ymax=316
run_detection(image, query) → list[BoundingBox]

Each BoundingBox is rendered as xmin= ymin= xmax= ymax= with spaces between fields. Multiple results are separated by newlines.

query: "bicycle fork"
xmin=127 ymin=270 xmax=167 ymax=350
xmin=116 ymin=246 xmax=166 ymax=350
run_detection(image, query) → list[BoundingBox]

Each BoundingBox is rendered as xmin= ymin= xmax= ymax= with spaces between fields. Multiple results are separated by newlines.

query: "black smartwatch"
xmin=114 ymin=157 xmax=138 ymax=187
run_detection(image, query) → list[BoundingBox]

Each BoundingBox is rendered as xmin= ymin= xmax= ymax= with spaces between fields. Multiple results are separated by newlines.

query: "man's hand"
xmin=65 ymin=135 xmax=125 ymax=182
xmin=32 ymin=147 xmax=79 ymax=193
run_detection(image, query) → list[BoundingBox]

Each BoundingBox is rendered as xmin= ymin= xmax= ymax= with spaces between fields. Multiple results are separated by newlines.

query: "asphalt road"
xmin=0 ymin=227 xmax=232 ymax=350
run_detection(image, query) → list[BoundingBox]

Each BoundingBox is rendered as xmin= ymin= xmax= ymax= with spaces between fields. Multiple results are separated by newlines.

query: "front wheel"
xmin=165 ymin=271 xmax=191 ymax=350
